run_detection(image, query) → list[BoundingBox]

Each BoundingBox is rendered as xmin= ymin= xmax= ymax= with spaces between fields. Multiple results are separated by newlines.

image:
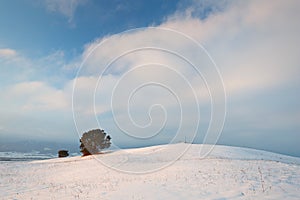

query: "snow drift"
xmin=1 ymin=143 xmax=300 ymax=199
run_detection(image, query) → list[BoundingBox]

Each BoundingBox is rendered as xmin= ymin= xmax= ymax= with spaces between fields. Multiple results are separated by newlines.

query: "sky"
xmin=0 ymin=0 xmax=299 ymax=157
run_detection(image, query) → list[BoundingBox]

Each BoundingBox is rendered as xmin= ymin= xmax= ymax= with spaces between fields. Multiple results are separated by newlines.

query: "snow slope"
xmin=1 ymin=143 xmax=300 ymax=199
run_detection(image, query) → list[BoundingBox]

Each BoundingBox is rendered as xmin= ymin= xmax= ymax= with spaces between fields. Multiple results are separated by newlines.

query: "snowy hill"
xmin=1 ymin=143 xmax=300 ymax=199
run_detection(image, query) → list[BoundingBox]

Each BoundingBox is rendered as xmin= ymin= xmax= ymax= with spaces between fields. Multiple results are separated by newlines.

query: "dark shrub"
xmin=58 ymin=150 xmax=69 ymax=157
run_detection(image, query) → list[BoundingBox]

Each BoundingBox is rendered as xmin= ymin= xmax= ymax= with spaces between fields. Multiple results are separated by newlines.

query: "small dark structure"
xmin=58 ymin=150 xmax=69 ymax=157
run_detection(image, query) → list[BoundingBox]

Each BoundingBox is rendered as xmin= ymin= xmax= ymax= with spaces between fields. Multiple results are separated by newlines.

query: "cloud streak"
xmin=43 ymin=0 xmax=87 ymax=24
xmin=0 ymin=48 xmax=17 ymax=58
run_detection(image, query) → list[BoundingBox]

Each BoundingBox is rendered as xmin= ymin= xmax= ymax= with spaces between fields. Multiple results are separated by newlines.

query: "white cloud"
xmin=44 ymin=0 xmax=87 ymax=24
xmin=70 ymin=75 xmax=115 ymax=115
xmin=4 ymin=81 xmax=69 ymax=111
xmin=0 ymin=48 xmax=17 ymax=58
xmin=68 ymin=0 xmax=300 ymax=145
xmin=79 ymin=0 xmax=300 ymax=99
xmin=74 ymin=27 xmax=219 ymax=140
xmin=163 ymin=0 xmax=300 ymax=95
xmin=0 ymin=48 xmax=72 ymax=90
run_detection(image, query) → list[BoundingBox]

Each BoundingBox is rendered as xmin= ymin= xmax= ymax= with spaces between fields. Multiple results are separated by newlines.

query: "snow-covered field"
xmin=1 ymin=143 xmax=300 ymax=199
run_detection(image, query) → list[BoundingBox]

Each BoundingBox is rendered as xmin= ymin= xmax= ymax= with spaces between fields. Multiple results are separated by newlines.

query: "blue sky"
xmin=0 ymin=0 xmax=300 ymax=157
xmin=0 ymin=0 xmax=179 ymax=59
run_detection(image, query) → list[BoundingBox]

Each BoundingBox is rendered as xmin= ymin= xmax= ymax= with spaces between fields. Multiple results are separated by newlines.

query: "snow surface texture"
xmin=1 ymin=143 xmax=300 ymax=199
